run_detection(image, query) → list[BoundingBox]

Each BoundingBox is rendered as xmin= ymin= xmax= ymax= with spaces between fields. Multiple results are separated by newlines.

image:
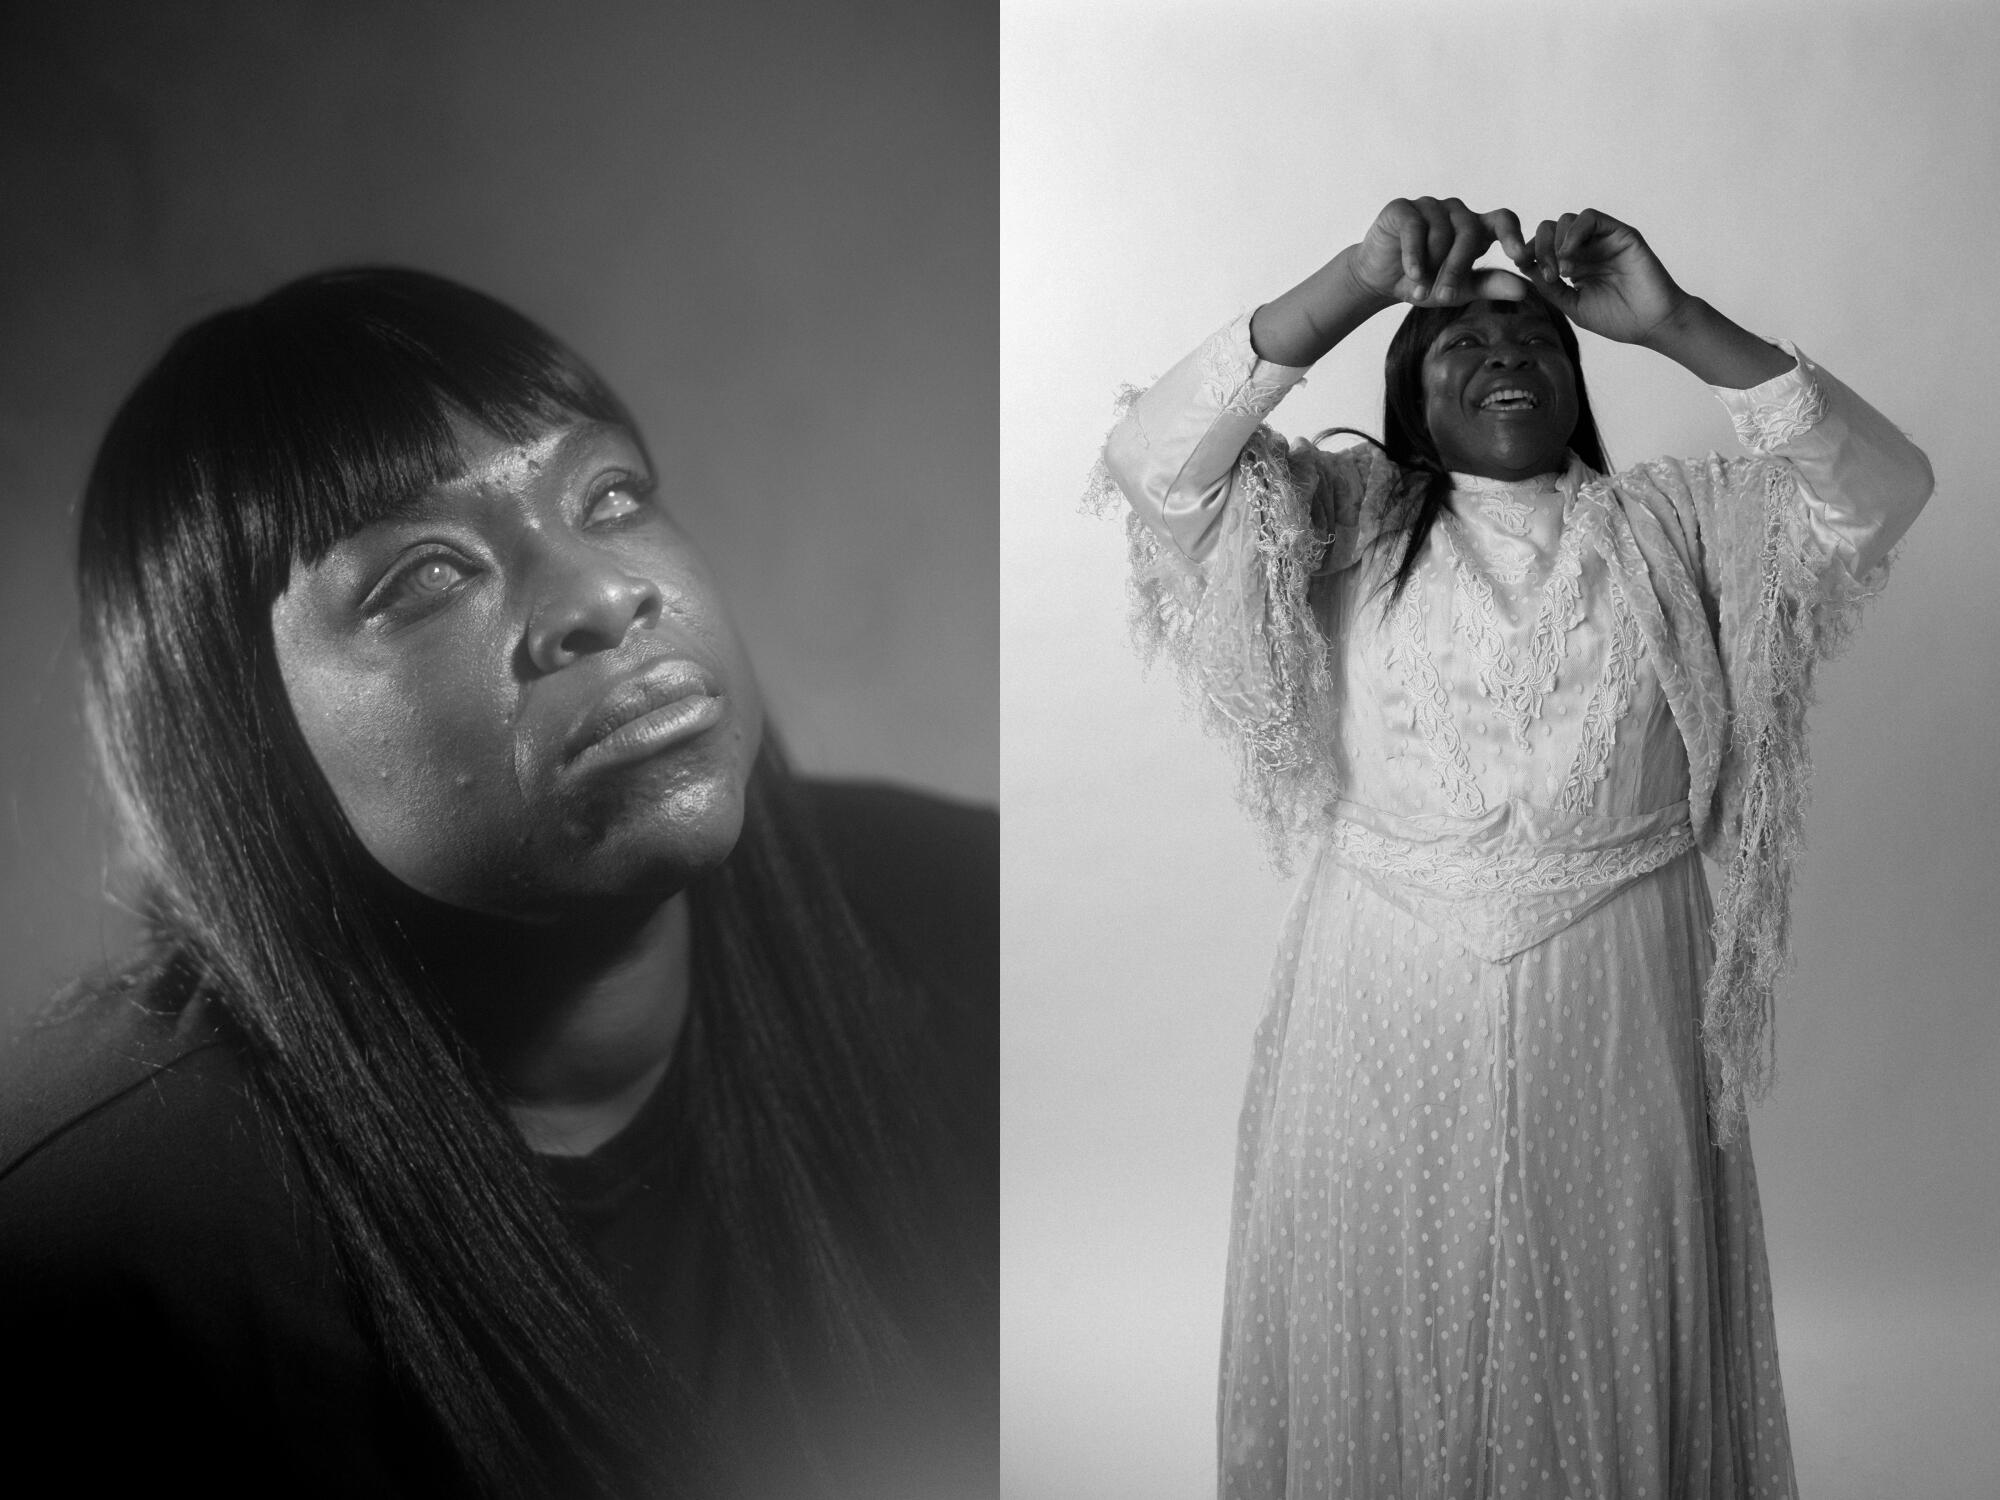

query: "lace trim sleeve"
xmin=1694 ymin=456 xmax=1893 ymax=1140
xmin=1083 ymin=390 xmax=1337 ymax=869
xmin=1088 ymin=316 xmax=1312 ymax=561
xmin=1198 ymin=314 xmax=1303 ymax=421
xmin=1710 ymin=338 xmax=1828 ymax=452
xmin=1597 ymin=445 xmax=1905 ymax=1140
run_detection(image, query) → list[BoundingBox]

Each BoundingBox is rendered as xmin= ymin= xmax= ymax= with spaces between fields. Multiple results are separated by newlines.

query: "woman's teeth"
xmin=1479 ymin=389 xmax=1540 ymax=411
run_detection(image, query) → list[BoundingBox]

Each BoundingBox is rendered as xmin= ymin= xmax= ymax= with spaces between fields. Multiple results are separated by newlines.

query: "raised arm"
xmin=1523 ymin=207 xmax=1794 ymax=388
xmin=1251 ymin=196 xmax=1534 ymax=365
xmin=1528 ymin=207 xmax=1933 ymax=572
xmin=1106 ymin=198 xmax=1529 ymax=561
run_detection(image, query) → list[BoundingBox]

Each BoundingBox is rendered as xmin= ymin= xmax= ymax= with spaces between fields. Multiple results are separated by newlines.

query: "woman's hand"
xmin=1348 ymin=196 xmax=1533 ymax=308
xmin=1250 ymin=196 xmax=1531 ymax=367
xmin=1525 ymin=209 xmax=1691 ymax=345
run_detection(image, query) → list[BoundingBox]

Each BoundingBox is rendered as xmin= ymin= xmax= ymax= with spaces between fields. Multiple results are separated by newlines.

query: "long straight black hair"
xmin=1322 ymin=284 xmax=1611 ymax=607
xmin=76 ymin=268 xmax=975 ymax=1497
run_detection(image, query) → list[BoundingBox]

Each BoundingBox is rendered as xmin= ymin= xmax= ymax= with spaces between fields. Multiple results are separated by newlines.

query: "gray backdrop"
xmin=1003 ymin=3 xmax=1999 ymax=1496
xmin=1 ymin=0 xmax=996 ymax=1018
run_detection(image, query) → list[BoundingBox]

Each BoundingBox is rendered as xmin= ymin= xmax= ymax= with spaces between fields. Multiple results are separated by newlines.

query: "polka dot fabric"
xmin=1214 ymin=474 xmax=1800 ymax=1498
xmin=1221 ymin=855 xmax=1795 ymax=1498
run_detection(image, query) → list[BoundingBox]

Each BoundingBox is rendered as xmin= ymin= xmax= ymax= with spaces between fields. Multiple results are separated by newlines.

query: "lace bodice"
xmin=1299 ymin=456 xmax=1694 ymax=959
xmin=1331 ymin=458 xmax=1687 ymax=823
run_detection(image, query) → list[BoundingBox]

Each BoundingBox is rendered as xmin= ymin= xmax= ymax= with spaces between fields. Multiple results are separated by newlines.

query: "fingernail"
xmin=1410 ymin=284 xmax=1426 ymax=301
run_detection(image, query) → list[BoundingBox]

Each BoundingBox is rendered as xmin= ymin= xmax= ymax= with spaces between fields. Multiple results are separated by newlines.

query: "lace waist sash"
xmin=1326 ymin=797 xmax=1697 ymax=961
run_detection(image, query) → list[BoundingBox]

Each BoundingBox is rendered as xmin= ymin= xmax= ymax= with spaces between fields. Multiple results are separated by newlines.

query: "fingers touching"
xmin=1380 ymin=198 xmax=1635 ymax=309
xmin=1479 ymin=209 xmax=1529 ymax=267
xmin=1530 ymin=208 xmax=1637 ymax=281
xmin=1385 ymin=197 xmax=1536 ymax=307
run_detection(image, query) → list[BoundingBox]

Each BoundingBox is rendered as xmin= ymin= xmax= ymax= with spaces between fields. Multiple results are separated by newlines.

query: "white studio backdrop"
xmin=1002 ymin=3 xmax=2000 ymax=1497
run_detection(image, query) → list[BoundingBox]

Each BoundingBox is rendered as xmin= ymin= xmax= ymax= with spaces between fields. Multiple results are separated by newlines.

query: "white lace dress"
xmin=1094 ymin=317 xmax=1932 ymax=1500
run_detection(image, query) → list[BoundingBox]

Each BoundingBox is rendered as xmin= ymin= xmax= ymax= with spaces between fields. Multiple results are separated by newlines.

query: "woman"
xmin=0 ymin=268 xmax=996 ymax=1498
xmin=1091 ymin=197 xmax=1932 ymax=1496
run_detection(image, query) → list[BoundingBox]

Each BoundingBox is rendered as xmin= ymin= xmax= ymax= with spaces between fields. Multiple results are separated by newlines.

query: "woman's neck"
xmin=1448 ymin=452 xmax=1573 ymax=487
xmin=417 ymin=891 xmax=694 ymax=1157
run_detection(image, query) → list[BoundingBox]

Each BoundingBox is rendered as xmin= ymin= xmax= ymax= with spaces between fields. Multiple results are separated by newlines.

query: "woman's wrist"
xmin=1638 ymin=294 xmax=1795 ymax=389
xmin=1250 ymin=245 xmax=1396 ymax=367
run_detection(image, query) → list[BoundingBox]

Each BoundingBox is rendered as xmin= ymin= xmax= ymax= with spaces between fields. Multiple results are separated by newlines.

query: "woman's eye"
xmin=409 ymin=558 xmax=465 ymax=593
xmin=377 ymin=553 xmax=472 ymax=612
xmin=587 ymin=481 xmax=648 ymax=525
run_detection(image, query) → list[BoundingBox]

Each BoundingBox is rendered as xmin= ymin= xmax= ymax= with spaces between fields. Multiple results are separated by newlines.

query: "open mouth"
xmin=1477 ymin=388 xmax=1542 ymax=412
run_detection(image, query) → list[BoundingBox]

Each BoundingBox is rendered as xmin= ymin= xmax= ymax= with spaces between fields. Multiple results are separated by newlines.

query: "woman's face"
xmin=1420 ymin=298 xmax=1580 ymax=482
xmin=270 ymin=416 xmax=763 ymax=921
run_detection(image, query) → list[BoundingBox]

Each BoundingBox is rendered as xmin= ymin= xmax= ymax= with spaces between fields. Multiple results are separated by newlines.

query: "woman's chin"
xmin=542 ymin=795 xmax=747 ymax=914
xmin=595 ymin=791 xmax=748 ymax=900
xmin=388 ymin=788 xmax=747 ymax=923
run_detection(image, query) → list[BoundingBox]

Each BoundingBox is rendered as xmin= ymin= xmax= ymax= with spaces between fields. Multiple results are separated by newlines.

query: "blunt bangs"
xmin=85 ymin=267 xmax=635 ymax=618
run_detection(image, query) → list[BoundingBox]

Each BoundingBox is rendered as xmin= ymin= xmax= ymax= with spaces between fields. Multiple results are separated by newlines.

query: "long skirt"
xmin=1218 ymin=848 xmax=1797 ymax=1500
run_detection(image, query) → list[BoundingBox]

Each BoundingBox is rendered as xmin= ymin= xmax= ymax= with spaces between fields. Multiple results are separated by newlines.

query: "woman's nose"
xmin=523 ymin=553 xmax=663 ymax=673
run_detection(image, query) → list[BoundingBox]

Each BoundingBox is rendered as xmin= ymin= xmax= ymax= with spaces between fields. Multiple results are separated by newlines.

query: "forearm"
xmin=1639 ymin=295 xmax=1795 ymax=389
xmin=1249 ymin=246 xmax=1395 ymax=368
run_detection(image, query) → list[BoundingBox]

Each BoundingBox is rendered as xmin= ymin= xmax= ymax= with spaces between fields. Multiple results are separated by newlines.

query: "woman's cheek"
xmin=286 ymin=667 xmax=523 ymax=896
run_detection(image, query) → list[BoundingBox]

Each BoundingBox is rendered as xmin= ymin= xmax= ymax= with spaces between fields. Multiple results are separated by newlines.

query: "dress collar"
xmin=1448 ymin=451 xmax=1596 ymax=504
xmin=1444 ymin=452 xmax=1598 ymax=548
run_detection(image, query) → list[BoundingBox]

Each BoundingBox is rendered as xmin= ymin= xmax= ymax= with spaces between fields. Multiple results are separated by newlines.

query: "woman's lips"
xmin=566 ymin=659 xmax=724 ymax=772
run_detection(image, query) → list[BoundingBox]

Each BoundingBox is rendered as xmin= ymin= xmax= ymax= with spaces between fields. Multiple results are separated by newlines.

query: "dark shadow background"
xmin=0 ymin=0 xmax=996 ymax=1019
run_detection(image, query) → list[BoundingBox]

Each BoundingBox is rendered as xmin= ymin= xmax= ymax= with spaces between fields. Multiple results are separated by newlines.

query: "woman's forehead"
xmin=446 ymin=414 xmax=620 ymax=484
xmin=369 ymin=417 xmax=639 ymax=519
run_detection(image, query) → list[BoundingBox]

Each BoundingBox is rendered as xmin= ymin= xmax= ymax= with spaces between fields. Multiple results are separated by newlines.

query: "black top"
xmin=0 ymin=780 xmax=997 ymax=1496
